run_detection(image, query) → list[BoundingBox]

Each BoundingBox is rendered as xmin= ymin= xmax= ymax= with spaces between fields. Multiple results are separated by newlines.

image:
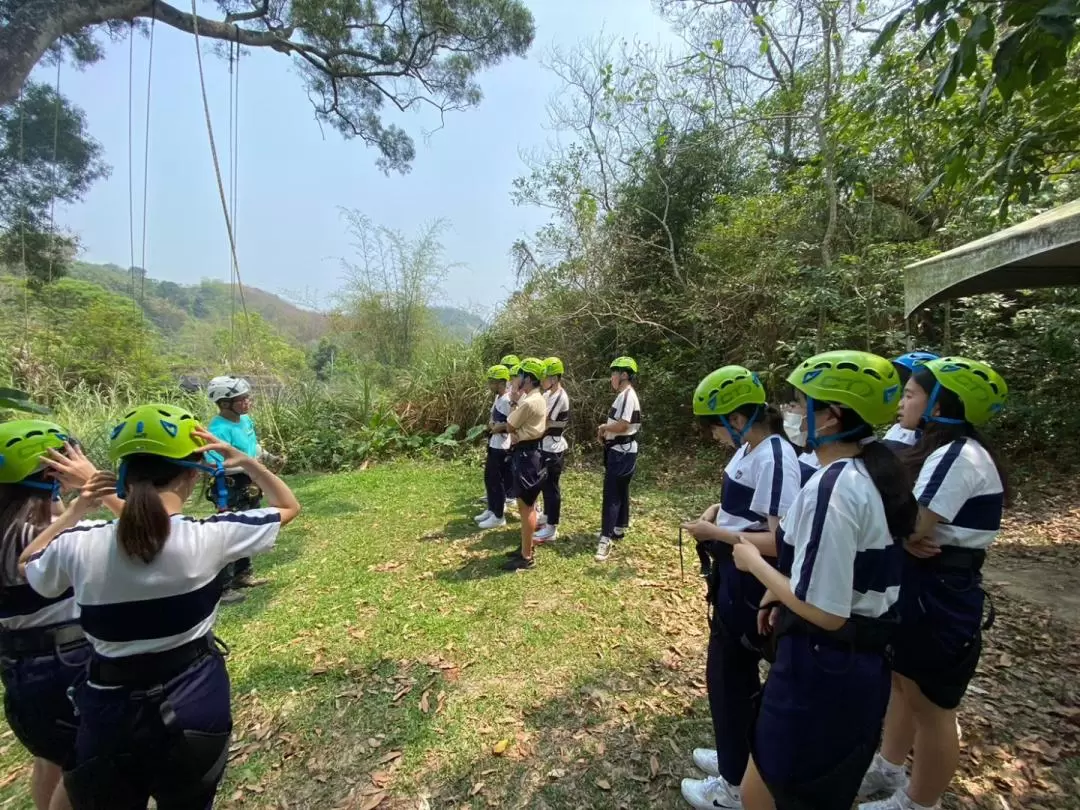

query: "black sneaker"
xmin=504 ymin=549 xmax=524 ymax=559
xmin=501 ymin=555 xmax=535 ymax=571
xmin=220 ymin=589 xmax=246 ymax=605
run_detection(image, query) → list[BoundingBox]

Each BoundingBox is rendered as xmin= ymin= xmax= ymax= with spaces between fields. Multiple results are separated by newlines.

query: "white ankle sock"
xmin=878 ymin=754 xmax=905 ymax=776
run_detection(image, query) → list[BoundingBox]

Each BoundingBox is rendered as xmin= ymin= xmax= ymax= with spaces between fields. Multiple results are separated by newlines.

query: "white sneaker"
xmin=859 ymin=789 xmax=934 ymax=810
xmin=595 ymin=536 xmax=614 ymax=562
xmin=857 ymin=755 xmax=910 ymax=801
xmin=692 ymin=748 xmax=720 ymax=777
xmin=536 ymin=512 xmax=548 ymax=527
xmin=534 ymin=525 xmax=557 ymax=543
xmin=477 ymin=515 xmax=507 ymax=530
xmin=474 ymin=510 xmax=493 ymax=523
xmin=680 ymin=775 xmax=742 ymax=809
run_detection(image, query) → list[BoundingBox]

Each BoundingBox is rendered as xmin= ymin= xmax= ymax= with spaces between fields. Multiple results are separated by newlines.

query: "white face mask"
xmin=783 ymin=411 xmax=807 ymax=447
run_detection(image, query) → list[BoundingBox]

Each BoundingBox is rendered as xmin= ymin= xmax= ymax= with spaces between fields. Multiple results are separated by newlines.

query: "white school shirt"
xmin=603 ymin=386 xmax=641 ymax=454
xmin=542 ymin=387 xmax=570 ymax=454
xmin=780 ymin=459 xmax=901 ymax=619
xmin=0 ymin=521 xmax=80 ymax=631
xmin=914 ymin=438 xmax=1004 ymax=550
xmin=25 ymin=509 xmax=282 ymax=657
xmin=882 ymin=424 xmax=920 ymax=452
xmin=716 ymin=435 xmax=801 ymax=531
xmin=797 ymin=450 xmax=820 ymax=487
xmin=488 ymin=393 xmax=512 ymax=451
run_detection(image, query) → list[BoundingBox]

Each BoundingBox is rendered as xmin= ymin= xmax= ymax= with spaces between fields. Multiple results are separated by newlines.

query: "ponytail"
xmin=831 ymin=406 xmax=918 ymax=539
xmin=116 ymin=454 xmax=187 ymax=564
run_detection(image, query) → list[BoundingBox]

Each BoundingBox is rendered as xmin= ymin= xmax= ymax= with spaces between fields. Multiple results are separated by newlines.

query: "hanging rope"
xmin=127 ymin=22 xmax=137 ymax=302
xmin=227 ymin=37 xmax=236 ymax=362
xmin=42 ymin=59 xmax=62 ymax=367
xmin=139 ymin=12 xmax=156 ymax=301
xmin=190 ymin=3 xmax=254 ymax=356
xmin=16 ymin=85 xmax=30 ymax=345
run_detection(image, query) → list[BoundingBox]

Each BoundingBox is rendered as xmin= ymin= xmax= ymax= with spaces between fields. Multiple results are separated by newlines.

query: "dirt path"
xmin=984 ymin=561 xmax=1080 ymax=626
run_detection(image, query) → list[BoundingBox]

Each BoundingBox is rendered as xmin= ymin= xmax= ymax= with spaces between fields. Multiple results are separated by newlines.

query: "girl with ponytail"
xmin=19 ymin=404 xmax=300 ymax=809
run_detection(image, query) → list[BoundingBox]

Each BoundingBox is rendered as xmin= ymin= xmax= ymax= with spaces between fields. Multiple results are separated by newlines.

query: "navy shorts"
xmin=1 ymin=641 xmax=91 ymax=766
xmin=754 ymin=634 xmax=890 ymax=809
xmin=892 ymin=560 xmax=984 ymax=710
xmin=512 ymin=445 xmax=546 ymax=507
xmin=65 ymin=651 xmax=233 ymax=810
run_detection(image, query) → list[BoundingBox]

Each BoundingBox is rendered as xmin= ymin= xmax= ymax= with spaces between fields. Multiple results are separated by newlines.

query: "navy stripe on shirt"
xmin=721 ymin=474 xmax=764 ymax=523
xmin=777 ymin=526 xmax=794 ymax=577
xmin=181 ymin=512 xmax=281 ymax=527
xmin=794 ymin=461 xmax=847 ymax=601
xmin=0 ymin=584 xmax=74 ymax=620
xmin=919 ymin=438 xmax=967 ymax=505
xmin=851 ymin=544 xmax=902 ymax=596
xmin=798 ymin=462 xmax=817 ymax=486
xmin=768 ymin=438 xmax=784 ymax=516
xmin=951 ymin=492 xmax=1005 ymax=531
xmin=79 ymin=576 xmax=223 ymax=642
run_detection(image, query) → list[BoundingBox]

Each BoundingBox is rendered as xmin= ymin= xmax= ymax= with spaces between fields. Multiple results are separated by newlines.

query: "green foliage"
xmin=0 ymin=82 xmax=108 ymax=283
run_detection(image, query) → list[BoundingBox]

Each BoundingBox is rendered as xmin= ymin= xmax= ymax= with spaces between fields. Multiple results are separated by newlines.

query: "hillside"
xmin=69 ymin=262 xmax=329 ymax=346
xmin=431 ymin=306 xmax=486 ymax=341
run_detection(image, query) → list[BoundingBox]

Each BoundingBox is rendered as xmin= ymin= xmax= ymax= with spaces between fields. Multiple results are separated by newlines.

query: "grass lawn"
xmin=1 ymin=457 xmax=1078 ymax=808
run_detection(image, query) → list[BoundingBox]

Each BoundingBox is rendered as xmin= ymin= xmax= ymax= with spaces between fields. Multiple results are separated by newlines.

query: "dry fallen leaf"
xmin=595 ymin=778 xmax=612 ymax=791
xmin=419 ymin=690 xmax=431 ymax=714
xmin=649 ymin=754 xmax=660 ymax=779
xmin=470 ymin=781 xmax=485 ymax=797
xmin=493 ymin=739 xmax=510 ymax=756
xmin=375 ymin=750 xmax=403 ymax=765
xmin=357 ymin=791 xmax=387 ymax=810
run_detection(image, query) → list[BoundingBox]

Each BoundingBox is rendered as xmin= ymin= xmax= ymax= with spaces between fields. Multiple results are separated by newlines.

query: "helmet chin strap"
xmin=805 ymin=398 xmax=865 ymax=450
xmin=921 ymin=382 xmax=965 ymax=426
xmin=19 ymin=479 xmax=61 ymax=501
xmin=721 ymin=406 xmax=760 ymax=448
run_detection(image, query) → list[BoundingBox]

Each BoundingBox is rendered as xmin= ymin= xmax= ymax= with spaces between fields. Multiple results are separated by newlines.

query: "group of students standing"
xmin=678 ymin=349 xmax=1007 ymax=810
xmin=0 ymin=376 xmax=297 ymax=809
xmin=475 ymin=354 xmax=642 ymax=569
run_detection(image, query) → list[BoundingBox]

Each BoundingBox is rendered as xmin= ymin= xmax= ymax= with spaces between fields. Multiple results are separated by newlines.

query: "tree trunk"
xmin=0 ymin=0 xmax=147 ymax=107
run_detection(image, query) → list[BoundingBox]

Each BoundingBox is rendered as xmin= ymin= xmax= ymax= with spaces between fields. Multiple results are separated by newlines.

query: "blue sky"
xmin=48 ymin=0 xmax=679 ymax=315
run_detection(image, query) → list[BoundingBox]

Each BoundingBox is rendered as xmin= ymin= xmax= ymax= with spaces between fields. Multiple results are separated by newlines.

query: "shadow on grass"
xmin=406 ymin=654 xmax=712 ymax=809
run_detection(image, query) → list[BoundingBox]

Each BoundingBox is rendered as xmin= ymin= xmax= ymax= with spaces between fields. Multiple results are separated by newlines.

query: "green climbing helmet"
xmin=487 ymin=364 xmax=511 ymax=382
xmin=787 ymin=350 xmax=901 ymax=427
xmin=0 ymin=420 xmax=69 ymax=484
xmin=544 ymin=356 xmax=565 ymax=377
xmin=693 ymin=366 xmax=766 ymax=416
xmin=499 ymin=354 xmax=521 ymax=369
xmin=108 ymin=404 xmax=205 ymax=464
xmin=610 ymin=356 xmax=638 ymax=375
xmin=518 ymin=357 xmax=547 ymax=381
xmin=922 ymin=357 xmax=1007 ymax=426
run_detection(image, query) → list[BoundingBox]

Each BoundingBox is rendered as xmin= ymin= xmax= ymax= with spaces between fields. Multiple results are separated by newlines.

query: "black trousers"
xmin=601 ymin=450 xmax=636 ymax=538
xmin=540 ymin=451 xmax=565 ymax=525
xmin=707 ymin=619 xmax=762 ymax=785
xmin=484 ymin=447 xmax=511 ymax=518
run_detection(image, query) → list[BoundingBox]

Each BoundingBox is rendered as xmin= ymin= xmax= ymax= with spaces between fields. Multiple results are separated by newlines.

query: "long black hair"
xmin=820 ymin=403 xmax=918 ymax=539
xmin=697 ymin=403 xmax=787 ymax=442
xmin=117 ymin=454 xmax=192 ymax=564
xmin=0 ymin=477 xmax=54 ymax=585
xmin=903 ymin=368 xmax=1010 ymax=503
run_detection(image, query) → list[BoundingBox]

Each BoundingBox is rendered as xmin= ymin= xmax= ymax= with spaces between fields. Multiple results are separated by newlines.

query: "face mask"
xmin=783 ymin=412 xmax=807 ymax=446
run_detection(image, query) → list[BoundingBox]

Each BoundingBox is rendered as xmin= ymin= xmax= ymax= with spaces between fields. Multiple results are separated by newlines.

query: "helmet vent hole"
xmin=5 ymin=437 xmax=21 ymax=448
xmin=836 ymin=362 xmax=859 ymax=372
xmin=862 ymin=368 xmax=883 ymax=380
xmin=124 ymin=410 xmax=137 ymax=418
xmin=25 ymin=430 xmax=43 ymax=438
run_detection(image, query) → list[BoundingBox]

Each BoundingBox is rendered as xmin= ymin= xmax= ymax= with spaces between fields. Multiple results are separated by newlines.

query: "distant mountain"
xmin=431 ymin=306 xmax=485 ymax=342
xmin=69 ymin=262 xmax=329 ymax=346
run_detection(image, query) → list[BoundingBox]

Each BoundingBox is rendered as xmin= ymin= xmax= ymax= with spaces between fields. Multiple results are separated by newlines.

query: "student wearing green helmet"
xmin=679 ymin=367 xmax=802 ymax=810
xmin=728 ymin=350 xmax=918 ymax=810
xmin=535 ymin=356 xmax=569 ymax=544
xmin=19 ymin=404 xmax=300 ymax=808
xmin=858 ymin=358 xmax=1008 ymax=810
xmin=476 ymin=365 xmax=515 ymax=530
xmin=502 ymin=359 xmax=549 ymax=570
xmin=595 ymin=356 xmax=642 ymax=562
xmin=0 ymin=420 xmax=120 ymax=810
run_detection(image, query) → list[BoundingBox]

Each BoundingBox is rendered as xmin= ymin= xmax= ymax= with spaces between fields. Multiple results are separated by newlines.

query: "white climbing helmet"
xmin=207 ymin=375 xmax=252 ymax=403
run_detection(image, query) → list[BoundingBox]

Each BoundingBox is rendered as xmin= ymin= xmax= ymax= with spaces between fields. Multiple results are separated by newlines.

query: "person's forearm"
xmin=604 ymin=420 xmax=631 ymax=436
xmin=732 ymin=529 xmax=777 ymax=557
xmin=19 ymin=501 xmax=90 ymax=570
xmin=236 ymin=457 xmax=300 ymax=523
xmin=102 ymin=495 xmax=125 ymax=517
xmin=745 ymin=555 xmax=845 ymax=631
